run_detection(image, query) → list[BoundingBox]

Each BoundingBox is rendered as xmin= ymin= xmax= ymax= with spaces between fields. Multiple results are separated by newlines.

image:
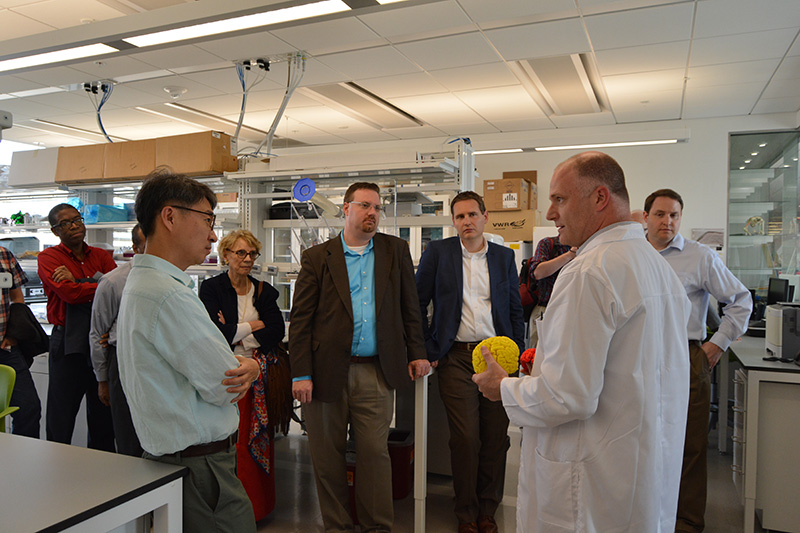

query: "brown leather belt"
xmin=350 ymin=356 xmax=377 ymax=364
xmin=166 ymin=431 xmax=238 ymax=458
xmin=452 ymin=341 xmax=481 ymax=352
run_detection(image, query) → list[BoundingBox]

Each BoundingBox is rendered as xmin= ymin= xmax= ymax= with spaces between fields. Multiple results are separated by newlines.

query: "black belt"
xmin=452 ymin=341 xmax=481 ymax=352
xmin=350 ymin=356 xmax=377 ymax=364
xmin=165 ymin=431 xmax=237 ymax=458
xmin=689 ymin=340 xmax=703 ymax=347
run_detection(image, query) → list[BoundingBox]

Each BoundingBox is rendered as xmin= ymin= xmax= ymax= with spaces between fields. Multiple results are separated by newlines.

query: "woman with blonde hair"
xmin=199 ymin=229 xmax=285 ymax=521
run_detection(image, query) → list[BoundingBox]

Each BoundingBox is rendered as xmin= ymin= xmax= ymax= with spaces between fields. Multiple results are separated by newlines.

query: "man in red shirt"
xmin=38 ymin=203 xmax=116 ymax=449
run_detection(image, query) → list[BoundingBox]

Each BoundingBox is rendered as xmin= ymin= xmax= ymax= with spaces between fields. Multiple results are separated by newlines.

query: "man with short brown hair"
xmin=290 ymin=182 xmax=429 ymax=532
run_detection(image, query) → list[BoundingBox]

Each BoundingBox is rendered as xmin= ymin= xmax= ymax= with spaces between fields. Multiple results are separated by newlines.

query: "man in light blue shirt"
xmin=117 ymin=170 xmax=260 ymax=533
xmin=645 ymin=188 xmax=752 ymax=533
xmin=290 ymin=182 xmax=429 ymax=532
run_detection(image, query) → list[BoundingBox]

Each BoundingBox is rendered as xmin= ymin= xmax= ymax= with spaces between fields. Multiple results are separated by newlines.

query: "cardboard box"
xmin=8 ymin=147 xmax=59 ymax=187
xmin=485 ymin=210 xmax=539 ymax=242
xmin=55 ymin=144 xmax=105 ymax=184
xmin=502 ymin=170 xmax=537 ymax=184
xmin=483 ymin=178 xmax=533 ymax=211
xmin=155 ymin=131 xmax=237 ymax=177
xmin=216 ymin=192 xmax=238 ymax=203
xmin=104 ymin=139 xmax=156 ymax=181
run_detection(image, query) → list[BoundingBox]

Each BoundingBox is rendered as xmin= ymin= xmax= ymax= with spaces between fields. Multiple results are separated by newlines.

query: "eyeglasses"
xmin=230 ymin=250 xmax=261 ymax=260
xmin=51 ymin=216 xmax=84 ymax=231
xmin=346 ymin=201 xmax=384 ymax=214
xmin=168 ymin=205 xmax=216 ymax=229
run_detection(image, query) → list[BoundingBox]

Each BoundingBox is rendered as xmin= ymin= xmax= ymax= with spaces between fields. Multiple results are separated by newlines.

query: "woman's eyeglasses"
xmin=230 ymin=250 xmax=261 ymax=260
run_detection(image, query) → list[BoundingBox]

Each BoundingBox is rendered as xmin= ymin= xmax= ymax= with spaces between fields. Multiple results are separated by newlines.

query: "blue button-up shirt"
xmin=342 ymin=233 xmax=377 ymax=357
xmin=117 ymin=254 xmax=240 ymax=456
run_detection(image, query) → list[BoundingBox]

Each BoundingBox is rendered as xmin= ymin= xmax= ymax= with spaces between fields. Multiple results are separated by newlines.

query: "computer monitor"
xmin=767 ymin=277 xmax=790 ymax=305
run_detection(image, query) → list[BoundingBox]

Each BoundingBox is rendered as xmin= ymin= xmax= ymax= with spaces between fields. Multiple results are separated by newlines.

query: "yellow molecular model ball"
xmin=472 ymin=336 xmax=520 ymax=374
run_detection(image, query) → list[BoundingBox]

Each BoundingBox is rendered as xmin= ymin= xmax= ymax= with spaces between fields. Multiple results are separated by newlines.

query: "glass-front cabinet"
xmin=728 ymin=131 xmax=800 ymax=299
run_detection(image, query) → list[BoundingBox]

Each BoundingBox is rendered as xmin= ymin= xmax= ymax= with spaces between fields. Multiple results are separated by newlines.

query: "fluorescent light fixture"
xmin=739 ymin=166 xmax=745 ymax=170
xmin=123 ymin=0 xmax=350 ymax=48
xmin=751 ymin=152 xmax=758 ymax=156
xmin=8 ymin=87 xmax=67 ymax=98
xmin=744 ymin=159 xmax=752 ymax=163
xmin=473 ymin=149 xmax=523 ymax=155
xmin=534 ymin=139 xmax=678 ymax=152
xmin=0 ymin=43 xmax=118 ymax=74
xmin=377 ymin=0 xmax=410 ymax=3
xmin=135 ymin=106 xmax=208 ymax=130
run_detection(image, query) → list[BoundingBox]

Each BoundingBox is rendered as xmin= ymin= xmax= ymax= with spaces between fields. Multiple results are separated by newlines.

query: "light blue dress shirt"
xmin=659 ymin=233 xmax=752 ymax=350
xmin=116 ymin=253 xmax=240 ymax=456
xmin=341 ymin=233 xmax=377 ymax=357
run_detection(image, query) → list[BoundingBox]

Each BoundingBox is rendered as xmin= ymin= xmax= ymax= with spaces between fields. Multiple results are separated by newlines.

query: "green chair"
xmin=0 ymin=364 xmax=19 ymax=433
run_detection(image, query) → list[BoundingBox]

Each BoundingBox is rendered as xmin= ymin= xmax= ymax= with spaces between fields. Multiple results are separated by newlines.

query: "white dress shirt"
xmin=501 ymin=222 xmax=691 ymax=532
xmin=455 ymin=238 xmax=495 ymax=342
xmin=659 ymin=233 xmax=752 ymax=349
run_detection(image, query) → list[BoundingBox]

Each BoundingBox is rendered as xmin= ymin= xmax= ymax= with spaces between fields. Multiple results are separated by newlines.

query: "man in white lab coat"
xmin=474 ymin=151 xmax=691 ymax=532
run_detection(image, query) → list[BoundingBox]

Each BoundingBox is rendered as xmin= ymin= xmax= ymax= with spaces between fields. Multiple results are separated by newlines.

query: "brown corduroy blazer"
xmin=288 ymin=232 xmax=427 ymax=402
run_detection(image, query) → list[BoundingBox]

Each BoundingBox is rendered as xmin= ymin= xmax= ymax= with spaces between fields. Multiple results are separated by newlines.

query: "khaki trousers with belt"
xmin=676 ymin=340 xmax=711 ymax=532
xmin=304 ymin=360 xmax=394 ymax=533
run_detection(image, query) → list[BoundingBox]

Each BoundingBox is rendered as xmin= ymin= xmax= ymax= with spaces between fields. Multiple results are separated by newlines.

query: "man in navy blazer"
xmin=416 ymin=191 xmax=524 ymax=533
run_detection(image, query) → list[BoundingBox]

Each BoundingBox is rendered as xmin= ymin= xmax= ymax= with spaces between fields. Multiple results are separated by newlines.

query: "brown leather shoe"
xmin=458 ymin=522 xmax=479 ymax=533
xmin=477 ymin=516 xmax=499 ymax=533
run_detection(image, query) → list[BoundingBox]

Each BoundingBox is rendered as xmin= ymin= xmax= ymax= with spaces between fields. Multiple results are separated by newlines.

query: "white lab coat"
xmin=501 ymin=223 xmax=690 ymax=532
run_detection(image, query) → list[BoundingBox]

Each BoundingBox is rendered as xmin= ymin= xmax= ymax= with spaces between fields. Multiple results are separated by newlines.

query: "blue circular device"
xmin=293 ymin=178 xmax=316 ymax=202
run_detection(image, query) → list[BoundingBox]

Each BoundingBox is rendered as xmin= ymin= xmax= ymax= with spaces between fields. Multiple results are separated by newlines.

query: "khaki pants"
xmin=147 ymin=445 xmax=256 ymax=533
xmin=676 ymin=341 xmax=711 ymax=532
xmin=304 ymin=362 xmax=394 ymax=533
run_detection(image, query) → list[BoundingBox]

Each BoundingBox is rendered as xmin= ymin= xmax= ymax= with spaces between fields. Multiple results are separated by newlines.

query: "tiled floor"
xmin=259 ymin=422 xmax=761 ymax=532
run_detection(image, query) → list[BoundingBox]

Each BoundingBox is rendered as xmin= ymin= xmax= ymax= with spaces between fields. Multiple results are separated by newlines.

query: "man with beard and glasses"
xmin=289 ymin=182 xmax=429 ymax=532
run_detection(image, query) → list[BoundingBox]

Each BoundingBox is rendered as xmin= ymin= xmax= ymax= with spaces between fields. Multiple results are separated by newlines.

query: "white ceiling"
xmin=0 ymin=0 xmax=799 ymax=150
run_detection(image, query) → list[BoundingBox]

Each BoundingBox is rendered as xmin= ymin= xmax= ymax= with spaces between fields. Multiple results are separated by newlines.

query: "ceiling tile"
xmin=194 ymin=31 xmax=295 ymax=62
xmin=690 ymin=29 xmax=798 ymax=66
xmin=131 ymin=45 xmax=225 ymax=71
xmin=0 ymin=76 xmax=44 ymax=93
xmin=358 ymin=1 xmax=474 ymax=42
xmin=773 ymin=55 xmax=800 ymax=80
xmin=603 ymin=69 xmax=685 ymax=122
xmin=11 ymin=0 xmax=125 ymax=30
xmin=435 ymin=122 xmax=501 ymax=135
xmin=428 ymin=62 xmax=518 ymax=91
xmin=13 ymin=66 xmax=87 ymax=86
xmin=0 ymin=9 xmax=54 ymax=41
xmin=395 ymin=33 xmax=500 ymax=71
xmin=283 ymin=105 xmax=378 ymax=134
xmin=549 ymin=111 xmax=617 ymax=128
xmin=316 ymin=46 xmax=421 ymax=80
xmin=381 ymin=124 xmax=446 ymax=139
xmin=693 ymin=0 xmax=800 ymax=38
xmin=387 ymin=93 xmax=486 ymax=126
xmin=752 ymin=95 xmax=800 ymax=114
xmin=261 ymin=57 xmax=349 ymax=89
xmin=124 ymin=75 xmax=224 ymax=100
xmin=187 ymin=93 xmax=257 ymax=117
xmin=245 ymin=89 xmax=320 ymax=111
xmin=271 ymin=17 xmax=384 ymax=56
xmin=111 ymin=122 xmax=207 ymax=139
xmin=483 ymin=19 xmax=589 ymax=61
xmin=595 ymin=41 xmax=689 ymax=76
xmin=457 ymin=0 xmax=577 ymax=25
xmin=610 ymin=89 xmax=683 ymax=123
xmin=761 ymin=78 xmax=800 ymax=99
xmin=182 ymin=68 xmax=278 ymax=95
xmin=356 ymin=72 xmax=447 ymax=99
xmin=684 ymin=82 xmax=765 ymax=118
xmin=491 ymin=117 xmax=556 ymax=132
xmin=70 ymin=56 xmax=160 ymax=80
xmin=687 ymin=60 xmax=779 ymax=89
xmin=97 ymin=85 xmax=170 ymax=108
xmin=455 ymin=85 xmax=547 ymax=122
xmin=0 ymin=98 xmax=62 ymax=121
xmin=335 ymin=130 xmax=399 ymax=143
xmin=584 ymin=3 xmax=694 ymax=50
xmin=25 ymin=91 xmax=98 ymax=113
